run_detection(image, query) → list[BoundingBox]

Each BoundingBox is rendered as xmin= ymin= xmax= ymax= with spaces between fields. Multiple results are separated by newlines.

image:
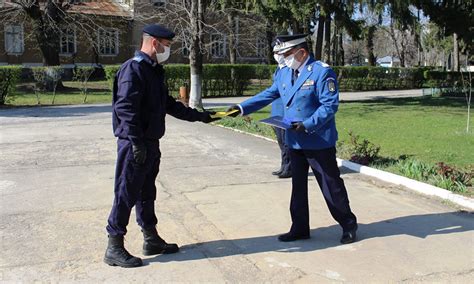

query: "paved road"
xmin=0 ymin=104 xmax=472 ymax=282
xmin=202 ymin=89 xmax=425 ymax=109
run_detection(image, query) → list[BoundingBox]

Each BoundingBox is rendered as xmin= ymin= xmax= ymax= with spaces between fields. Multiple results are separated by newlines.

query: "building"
xmin=0 ymin=0 xmax=269 ymax=67
xmin=376 ymin=56 xmax=401 ymax=68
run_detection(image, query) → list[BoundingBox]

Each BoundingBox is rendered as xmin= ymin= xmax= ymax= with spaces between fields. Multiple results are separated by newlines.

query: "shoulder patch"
xmin=327 ymin=78 xmax=336 ymax=93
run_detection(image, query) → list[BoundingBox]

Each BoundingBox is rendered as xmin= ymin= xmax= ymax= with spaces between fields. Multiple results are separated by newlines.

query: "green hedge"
xmin=423 ymin=70 xmax=472 ymax=97
xmin=333 ymin=66 xmax=429 ymax=91
xmin=102 ymin=64 xmax=469 ymax=97
xmin=104 ymin=64 xmax=275 ymax=98
xmin=0 ymin=66 xmax=22 ymax=105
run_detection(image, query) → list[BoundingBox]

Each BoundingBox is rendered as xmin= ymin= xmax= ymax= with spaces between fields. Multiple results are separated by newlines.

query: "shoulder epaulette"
xmin=315 ymin=61 xmax=330 ymax=68
xmin=132 ymin=55 xmax=144 ymax=63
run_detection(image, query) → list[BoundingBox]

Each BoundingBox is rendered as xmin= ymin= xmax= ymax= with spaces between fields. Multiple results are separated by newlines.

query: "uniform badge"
xmin=302 ymin=79 xmax=314 ymax=86
xmin=328 ymin=79 xmax=336 ymax=93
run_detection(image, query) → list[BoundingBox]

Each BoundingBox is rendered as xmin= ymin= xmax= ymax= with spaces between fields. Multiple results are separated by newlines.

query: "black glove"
xmin=132 ymin=142 xmax=147 ymax=164
xmin=291 ymin=122 xmax=306 ymax=132
xmin=226 ymin=105 xmax=241 ymax=117
xmin=200 ymin=111 xmax=220 ymax=123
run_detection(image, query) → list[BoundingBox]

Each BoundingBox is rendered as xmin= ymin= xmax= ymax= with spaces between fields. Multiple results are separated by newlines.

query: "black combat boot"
xmin=104 ymin=235 xmax=143 ymax=268
xmin=142 ymin=227 xmax=179 ymax=256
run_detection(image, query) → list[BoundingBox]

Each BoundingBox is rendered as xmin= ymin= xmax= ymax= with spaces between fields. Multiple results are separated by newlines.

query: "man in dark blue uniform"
xmin=271 ymin=42 xmax=292 ymax=179
xmin=104 ymin=24 xmax=218 ymax=268
xmin=229 ymin=34 xmax=357 ymax=245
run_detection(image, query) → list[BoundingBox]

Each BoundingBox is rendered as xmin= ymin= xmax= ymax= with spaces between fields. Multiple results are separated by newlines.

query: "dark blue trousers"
xmin=289 ymin=147 xmax=357 ymax=235
xmin=106 ymin=138 xmax=161 ymax=236
xmin=273 ymin=127 xmax=291 ymax=174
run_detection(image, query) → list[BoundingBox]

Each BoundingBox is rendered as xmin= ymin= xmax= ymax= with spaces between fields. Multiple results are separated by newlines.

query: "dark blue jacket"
xmin=112 ymin=51 xmax=203 ymax=144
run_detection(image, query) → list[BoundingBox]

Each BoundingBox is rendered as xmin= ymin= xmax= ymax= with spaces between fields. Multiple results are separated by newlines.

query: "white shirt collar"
xmin=297 ymin=56 xmax=310 ymax=75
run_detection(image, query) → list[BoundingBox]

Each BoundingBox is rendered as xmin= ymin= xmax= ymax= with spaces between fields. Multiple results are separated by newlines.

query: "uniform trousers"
xmin=289 ymin=147 xmax=357 ymax=235
xmin=106 ymin=138 xmax=161 ymax=236
xmin=273 ymin=127 xmax=291 ymax=174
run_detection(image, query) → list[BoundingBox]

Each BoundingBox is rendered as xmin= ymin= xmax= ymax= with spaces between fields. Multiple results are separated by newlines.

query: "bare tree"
xmin=134 ymin=0 xmax=225 ymax=109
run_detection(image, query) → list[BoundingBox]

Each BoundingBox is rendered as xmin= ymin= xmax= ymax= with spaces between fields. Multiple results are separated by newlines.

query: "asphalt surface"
xmin=0 ymin=102 xmax=472 ymax=282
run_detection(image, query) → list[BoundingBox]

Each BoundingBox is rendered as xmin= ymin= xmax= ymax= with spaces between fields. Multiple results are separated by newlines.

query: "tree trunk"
xmin=453 ymin=33 xmax=459 ymax=71
xmin=188 ymin=0 xmax=204 ymax=109
xmin=314 ymin=15 xmax=324 ymax=60
xmin=227 ymin=11 xmax=237 ymax=64
xmin=332 ymin=23 xmax=338 ymax=65
xmin=366 ymin=26 xmax=376 ymax=66
xmin=265 ymin=21 xmax=274 ymax=64
xmin=24 ymin=0 xmax=62 ymax=66
xmin=323 ymin=13 xmax=331 ymax=64
xmin=338 ymin=30 xmax=344 ymax=65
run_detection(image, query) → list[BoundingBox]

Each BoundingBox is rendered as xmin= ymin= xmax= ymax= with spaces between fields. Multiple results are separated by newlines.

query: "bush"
xmin=104 ymin=65 xmax=121 ymax=91
xmin=0 ymin=66 xmax=22 ymax=105
xmin=336 ymin=131 xmax=381 ymax=165
xmin=74 ymin=66 xmax=97 ymax=103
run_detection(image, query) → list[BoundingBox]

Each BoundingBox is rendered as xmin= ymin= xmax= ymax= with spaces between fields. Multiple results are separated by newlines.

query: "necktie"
xmin=292 ymin=70 xmax=299 ymax=85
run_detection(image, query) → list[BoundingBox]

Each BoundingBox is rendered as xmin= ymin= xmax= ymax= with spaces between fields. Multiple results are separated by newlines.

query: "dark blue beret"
xmin=143 ymin=24 xmax=175 ymax=40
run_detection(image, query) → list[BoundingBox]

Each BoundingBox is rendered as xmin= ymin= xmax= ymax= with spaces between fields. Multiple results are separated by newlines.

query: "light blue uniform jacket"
xmin=240 ymin=56 xmax=339 ymax=150
xmin=270 ymin=67 xmax=284 ymax=116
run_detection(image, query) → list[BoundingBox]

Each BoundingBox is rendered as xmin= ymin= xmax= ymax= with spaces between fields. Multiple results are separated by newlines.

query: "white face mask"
xmin=273 ymin=53 xmax=286 ymax=68
xmin=155 ymin=42 xmax=170 ymax=63
xmin=284 ymin=50 xmax=302 ymax=70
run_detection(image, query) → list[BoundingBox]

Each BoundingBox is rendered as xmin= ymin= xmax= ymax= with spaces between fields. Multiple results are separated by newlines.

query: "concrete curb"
xmin=337 ymin=159 xmax=474 ymax=211
xmin=215 ymin=124 xmax=474 ymax=211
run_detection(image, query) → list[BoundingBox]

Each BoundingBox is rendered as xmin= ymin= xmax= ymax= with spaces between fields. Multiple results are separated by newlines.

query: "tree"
xmin=2 ymin=1 xmax=126 ymax=66
xmin=2 ymin=0 xmax=72 ymax=66
xmin=411 ymin=0 xmax=473 ymax=56
xmin=135 ymin=0 xmax=213 ymax=109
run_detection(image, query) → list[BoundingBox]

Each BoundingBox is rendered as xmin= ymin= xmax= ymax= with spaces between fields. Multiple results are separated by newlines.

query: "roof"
xmin=68 ymin=0 xmax=132 ymax=17
xmin=3 ymin=0 xmax=132 ymax=18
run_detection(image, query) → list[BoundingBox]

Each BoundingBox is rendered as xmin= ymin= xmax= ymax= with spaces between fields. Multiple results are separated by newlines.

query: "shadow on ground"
xmin=147 ymin=211 xmax=473 ymax=264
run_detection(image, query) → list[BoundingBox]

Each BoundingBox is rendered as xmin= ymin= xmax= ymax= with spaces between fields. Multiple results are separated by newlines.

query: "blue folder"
xmin=259 ymin=116 xmax=299 ymax=129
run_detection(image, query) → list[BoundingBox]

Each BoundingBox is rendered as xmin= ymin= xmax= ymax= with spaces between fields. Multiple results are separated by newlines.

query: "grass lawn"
xmin=3 ymin=80 xmax=267 ymax=107
xmin=3 ymin=81 xmax=112 ymax=106
xmin=218 ymin=96 xmax=473 ymax=168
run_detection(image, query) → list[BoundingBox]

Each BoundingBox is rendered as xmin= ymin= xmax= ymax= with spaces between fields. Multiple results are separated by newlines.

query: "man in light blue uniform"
xmin=271 ymin=42 xmax=291 ymax=178
xmin=229 ymin=34 xmax=358 ymax=244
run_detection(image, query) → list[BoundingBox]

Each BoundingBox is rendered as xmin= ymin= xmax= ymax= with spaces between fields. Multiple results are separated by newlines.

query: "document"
xmin=210 ymin=109 xmax=239 ymax=119
xmin=259 ymin=116 xmax=299 ymax=129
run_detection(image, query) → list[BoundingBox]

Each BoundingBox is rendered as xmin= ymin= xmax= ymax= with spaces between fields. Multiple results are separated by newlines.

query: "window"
xmin=182 ymin=41 xmax=189 ymax=57
xmin=98 ymin=28 xmax=119 ymax=55
xmin=150 ymin=0 xmax=166 ymax=7
xmin=4 ymin=24 xmax=24 ymax=54
xmin=60 ymin=28 xmax=76 ymax=55
xmin=256 ymin=37 xmax=267 ymax=58
xmin=210 ymin=33 xmax=226 ymax=58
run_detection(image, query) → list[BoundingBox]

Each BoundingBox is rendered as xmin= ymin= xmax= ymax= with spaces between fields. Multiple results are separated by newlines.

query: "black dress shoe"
xmin=278 ymin=172 xmax=292 ymax=179
xmin=272 ymin=169 xmax=283 ymax=176
xmin=340 ymin=228 xmax=357 ymax=244
xmin=278 ymin=232 xmax=310 ymax=242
